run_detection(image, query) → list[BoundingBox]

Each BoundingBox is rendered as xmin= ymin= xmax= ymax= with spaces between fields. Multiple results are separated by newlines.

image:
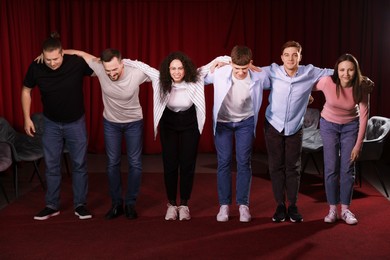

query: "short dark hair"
xmin=230 ymin=45 xmax=252 ymax=66
xmin=42 ymin=31 xmax=62 ymax=52
xmin=100 ymin=48 xmax=122 ymax=62
xmin=281 ymin=41 xmax=302 ymax=54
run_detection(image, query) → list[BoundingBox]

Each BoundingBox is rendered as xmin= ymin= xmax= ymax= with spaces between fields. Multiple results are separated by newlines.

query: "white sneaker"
xmin=178 ymin=205 xmax=191 ymax=221
xmin=341 ymin=209 xmax=358 ymax=225
xmin=216 ymin=205 xmax=229 ymax=222
xmin=324 ymin=209 xmax=339 ymax=223
xmin=239 ymin=205 xmax=251 ymax=222
xmin=165 ymin=204 xmax=178 ymax=220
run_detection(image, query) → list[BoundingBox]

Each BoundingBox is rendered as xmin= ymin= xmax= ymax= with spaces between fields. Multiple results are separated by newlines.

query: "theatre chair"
xmin=0 ymin=142 xmax=13 ymax=203
xmin=355 ymin=116 xmax=390 ymax=197
xmin=0 ymin=117 xmax=45 ymax=198
xmin=301 ymin=108 xmax=323 ymax=175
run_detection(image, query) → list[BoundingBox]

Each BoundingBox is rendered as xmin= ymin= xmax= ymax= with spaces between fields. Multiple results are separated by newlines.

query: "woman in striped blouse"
xmin=124 ymin=53 xmax=228 ymax=221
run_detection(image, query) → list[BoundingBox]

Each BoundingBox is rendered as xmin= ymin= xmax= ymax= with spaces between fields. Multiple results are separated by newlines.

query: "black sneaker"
xmin=74 ymin=205 xmax=92 ymax=220
xmin=34 ymin=207 xmax=60 ymax=220
xmin=288 ymin=205 xmax=303 ymax=222
xmin=125 ymin=204 xmax=138 ymax=219
xmin=272 ymin=204 xmax=286 ymax=222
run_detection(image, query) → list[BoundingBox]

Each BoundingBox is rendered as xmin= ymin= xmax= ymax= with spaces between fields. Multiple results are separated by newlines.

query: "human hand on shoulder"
xmin=361 ymin=76 xmax=374 ymax=93
xmin=249 ymin=62 xmax=261 ymax=72
xmin=210 ymin=61 xmax=230 ymax=73
xmin=34 ymin=53 xmax=44 ymax=64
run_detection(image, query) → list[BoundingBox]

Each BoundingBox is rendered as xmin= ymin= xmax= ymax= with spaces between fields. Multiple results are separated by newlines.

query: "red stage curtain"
xmin=1 ymin=0 xmax=389 ymax=154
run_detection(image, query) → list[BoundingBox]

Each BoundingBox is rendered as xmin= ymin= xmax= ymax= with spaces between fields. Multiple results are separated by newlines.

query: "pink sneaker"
xmin=239 ymin=205 xmax=251 ymax=222
xmin=178 ymin=206 xmax=191 ymax=221
xmin=216 ymin=205 xmax=229 ymax=222
xmin=341 ymin=209 xmax=358 ymax=225
xmin=324 ymin=209 xmax=339 ymax=223
xmin=165 ymin=204 xmax=178 ymax=220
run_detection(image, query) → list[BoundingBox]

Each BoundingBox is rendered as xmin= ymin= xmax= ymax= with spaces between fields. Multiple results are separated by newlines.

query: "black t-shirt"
xmin=23 ymin=54 xmax=94 ymax=123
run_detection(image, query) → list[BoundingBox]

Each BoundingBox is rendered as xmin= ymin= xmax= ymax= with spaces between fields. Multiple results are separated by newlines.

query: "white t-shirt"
xmin=218 ymin=73 xmax=254 ymax=123
xmin=88 ymin=60 xmax=149 ymax=123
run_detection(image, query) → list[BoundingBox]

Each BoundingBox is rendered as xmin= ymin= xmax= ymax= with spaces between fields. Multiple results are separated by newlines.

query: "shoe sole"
xmin=272 ymin=217 xmax=285 ymax=222
xmin=343 ymin=219 xmax=358 ymax=225
xmin=240 ymin=218 xmax=251 ymax=222
xmin=75 ymin=212 xmax=92 ymax=220
xmin=290 ymin=217 xmax=303 ymax=223
xmin=217 ymin=217 xmax=229 ymax=222
xmin=34 ymin=211 xmax=60 ymax=220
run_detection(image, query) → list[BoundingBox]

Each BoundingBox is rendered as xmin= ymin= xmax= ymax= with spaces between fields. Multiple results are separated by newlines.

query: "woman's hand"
xmin=350 ymin=147 xmax=360 ymax=162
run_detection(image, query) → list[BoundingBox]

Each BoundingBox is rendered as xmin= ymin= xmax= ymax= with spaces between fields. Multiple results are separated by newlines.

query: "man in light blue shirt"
xmin=205 ymin=46 xmax=269 ymax=223
xmin=262 ymin=41 xmax=333 ymax=223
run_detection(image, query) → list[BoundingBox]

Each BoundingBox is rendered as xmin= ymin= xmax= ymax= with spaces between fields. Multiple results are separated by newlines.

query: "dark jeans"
xmin=159 ymin=105 xmax=200 ymax=203
xmin=43 ymin=115 xmax=88 ymax=210
xmin=264 ymin=119 xmax=302 ymax=206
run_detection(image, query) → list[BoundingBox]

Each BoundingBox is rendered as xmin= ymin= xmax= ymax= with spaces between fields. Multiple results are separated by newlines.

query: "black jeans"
xmin=264 ymin=119 xmax=302 ymax=206
xmin=159 ymin=105 xmax=200 ymax=203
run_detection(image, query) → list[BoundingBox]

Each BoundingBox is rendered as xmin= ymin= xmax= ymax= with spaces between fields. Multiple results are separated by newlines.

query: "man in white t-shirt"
xmin=204 ymin=46 xmax=270 ymax=223
xmin=65 ymin=48 xmax=149 ymax=220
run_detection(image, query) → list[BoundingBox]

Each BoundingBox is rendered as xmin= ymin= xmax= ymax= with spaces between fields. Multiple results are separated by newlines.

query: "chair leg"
xmin=0 ymin=179 xmax=10 ymax=203
xmin=13 ymin=163 xmax=18 ymax=198
xmin=301 ymin=153 xmax=309 ymax=174
xmin=373 ymin=162 xmax=389 ymax=197
xmin=29 ymin=158 xmax=43 ymax=182
xmin=33 ymin=160 xmax=46 ymax=190
xmin=310 ymin=154 xmax=322 ymax=175
xmin=354 ymin=162 xmax=362 ymax=187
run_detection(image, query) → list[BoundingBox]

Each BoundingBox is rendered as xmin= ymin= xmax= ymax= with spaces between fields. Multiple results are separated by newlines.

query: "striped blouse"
xmin=123 ymin=56 xmax=229 ymax=138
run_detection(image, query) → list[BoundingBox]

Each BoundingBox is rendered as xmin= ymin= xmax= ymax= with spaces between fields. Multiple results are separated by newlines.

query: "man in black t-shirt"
xmin=22 ymin=32 xmax=94 ymax=221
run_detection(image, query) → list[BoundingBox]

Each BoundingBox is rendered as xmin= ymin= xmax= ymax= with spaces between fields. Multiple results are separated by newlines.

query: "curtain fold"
xmin=1 ymin=0 xmax=389 ymax=154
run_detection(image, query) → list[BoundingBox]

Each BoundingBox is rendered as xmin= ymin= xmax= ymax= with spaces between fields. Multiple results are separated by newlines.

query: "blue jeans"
xmin=103 ymin=118 xmax=143 ymax=206
xmin=214 ymin=116 xmax=254 ymax=206
xmin=320 ymin=118 xmax=358 ymax=205
xmin=42 ymin=115 xmax=88 ymax=210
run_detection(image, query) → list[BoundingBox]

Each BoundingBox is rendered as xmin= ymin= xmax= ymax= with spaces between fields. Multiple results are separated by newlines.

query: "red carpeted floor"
xmin=0 ymin=171 xmax=389 ymax=259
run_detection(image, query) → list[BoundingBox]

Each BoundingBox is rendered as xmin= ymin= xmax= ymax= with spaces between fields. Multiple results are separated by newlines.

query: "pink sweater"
xmin=313 ymin=76 xmax=369 ymax=151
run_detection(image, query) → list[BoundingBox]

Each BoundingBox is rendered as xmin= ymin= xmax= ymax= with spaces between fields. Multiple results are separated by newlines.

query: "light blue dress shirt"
xmin=262 ymin=63 xmax=333 ymax=136
xmin=205 ymin=65 xmax=270 ymax=136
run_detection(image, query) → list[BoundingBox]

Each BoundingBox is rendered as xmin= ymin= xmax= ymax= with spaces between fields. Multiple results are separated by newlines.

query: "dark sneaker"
xmin=34 ymin=207 xmax=60 ymax=220
xmin=272 ymin=204 xmax=286 ymax=222
xmin=125 ymin=204 xmax=138 ymax=219
xmin=288 ymin=205 xmax=303 ymax=223
xmin=105 ymin=204 xmax=124 ymax=220
xmin=74 ymin=205 xmax=92 ymax=220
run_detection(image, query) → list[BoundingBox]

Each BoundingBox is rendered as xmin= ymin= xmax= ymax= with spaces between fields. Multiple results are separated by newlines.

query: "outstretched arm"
xmin=198 ymin=55 xmax=231 ymax=76
xmin=63 ymin=49 xmax=97 ymax=64
xmin=122 ymin=59 xmax=159 ymax=82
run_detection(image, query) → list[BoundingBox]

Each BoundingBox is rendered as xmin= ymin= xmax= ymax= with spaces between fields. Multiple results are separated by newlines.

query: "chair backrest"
xmin=0 ymin=117 xmax=17 ymax=144
xmin=364 ymin=116 xmax=390 ymax=142
xmin=359 ymin=116 xmax=390 ymax=161
xmin=0 ymin=142 xmax=13 ymax=172
xmin=303 ymin=108 xmax=320 ymax=131
xmin=302 ymin=108 xmax=323 ymax=150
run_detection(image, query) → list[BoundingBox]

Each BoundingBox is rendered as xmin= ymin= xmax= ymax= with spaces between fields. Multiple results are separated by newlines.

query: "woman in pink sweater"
xmin=313 ymin=53 xmax=373 ymax=225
